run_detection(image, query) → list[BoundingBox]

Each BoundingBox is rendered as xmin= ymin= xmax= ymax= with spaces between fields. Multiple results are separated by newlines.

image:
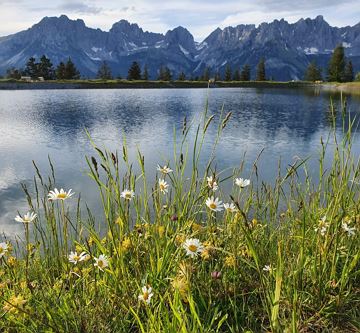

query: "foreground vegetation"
xmin=0 ymin=98 xmax=359 ymax=332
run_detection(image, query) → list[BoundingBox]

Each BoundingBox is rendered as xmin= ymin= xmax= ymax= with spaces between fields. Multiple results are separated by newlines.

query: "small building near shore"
xmin=20 ymin=76 xmax=32 ymax=82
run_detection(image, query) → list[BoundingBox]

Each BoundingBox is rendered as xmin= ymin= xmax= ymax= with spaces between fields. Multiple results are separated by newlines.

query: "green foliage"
xmin=256 ymin=58 xmax=266 ymax=81
xmin=23 ymin=55 xmax=55 ymax=80
xmin=344 ymin=61 xmax=354 ymax=82
xmin=201 ymin=67 xmax=210 ymax=81
xmin=240 ymin=64 xmax=251 ymax=81
xmin=304 ymin=61 xmax=322 ymax=81
xmin=232 ymin=68 xmax=240 ymax=81
xmin=127 ymin=61 xmax=142 ymax=80
xmin=178 ymin=71 xmax=186 ymax=81
xmin=158 ymin=65 xmax=172 ymax=81
xmin=97 ymin=61 xmax=112 ymax=80
xmin=327 ymin=45 xmax=346 ymax=82
xmin=142 ymin=64 xmax=149 ymax=81
xmin=224 ymin=64 xmax=232 ymax=81
xmin=6 ymin=67 xmax=22 ymax=80
xmin=56 ymin=58 xmax=80 ymax=80
xmin=355 ymin=72 xmax=360 ymax=82
xmin=0 ymin=96 xmax=359 ymax=332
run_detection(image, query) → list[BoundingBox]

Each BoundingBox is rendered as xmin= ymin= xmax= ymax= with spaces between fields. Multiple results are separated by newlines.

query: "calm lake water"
xmin=1 ymin=87 xmax=360 ymax=236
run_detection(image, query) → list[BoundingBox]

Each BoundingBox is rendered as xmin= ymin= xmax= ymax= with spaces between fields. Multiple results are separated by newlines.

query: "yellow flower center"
xmin=188 ymin=244 xmax=198 ymax=252
xmin=209 ymin=203 xmax=217 ymax=209
xmin=160 ymin=184 xmax=165 ymax=190
xmin=57 ymin=193 xmax=67 ymax=199
xmin=143 ymin=291 xmax=149 ymax=300
xmin=97 ymin=260 xmax=104 ymax=267
xmin=74 ymin=255 xmax=80 ymax=261
xmin=0 ymin=248 xmax=3 ymax=254
xmin=125 ymin=193 xmax=132 ymax=199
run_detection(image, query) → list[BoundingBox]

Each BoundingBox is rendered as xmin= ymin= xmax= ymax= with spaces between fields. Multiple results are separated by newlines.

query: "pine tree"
xmin=202 ymin=67 xmax=210 ymax=81
xmin=64 ymin=58 xmax=80 ymax=79
xmin=6 ymin=67 xmax=22 ymax=80
xmin=304 ymin=61 xmax=322 ymax=82
xmin=214 ymin=71 xmax=221 ymax=81
xmin=38 ymin=55 xmax=55 ymax=80
xmin=158 ymin=66 xmax=172 ymax=81
xmin=224 ymin=64 xmax=232 ymax=81
xmin=178 ymin=72 xmax=186 ymax=81
xmin=56 ymin=62 xmax=66 ymax=80
xmin=355 ymin=72 xmax=360 ymax=82
xmin=142 ymin=64 xmax=149 ymax=80
xmin=127 ymin=61 xmax=141 ymax=80
xmin=327 ymin=45 xmax=346 ymax=82
xmin=256 ymin=58 xmax=266 ymax=81
xmin=97 ymin=61 xmax=112 ymax=80
xmin=344 ymin=60 xmax=354 ymax=82
xmin=240 ymin=64 xmax=251 ymax=81
xmin=24 ymin=57 xmax=38 ymax=78
xmin=233 ymin=68 xmax=240 ymax=81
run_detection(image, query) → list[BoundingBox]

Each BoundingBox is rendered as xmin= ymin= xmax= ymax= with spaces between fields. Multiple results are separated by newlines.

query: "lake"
xmin=1 ymin=87 xmax=360 ymax=236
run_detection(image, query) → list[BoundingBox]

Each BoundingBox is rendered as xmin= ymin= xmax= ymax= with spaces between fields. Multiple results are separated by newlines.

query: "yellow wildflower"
xmin=175 ymin=234 xmax=186 ymax=245
xmin=157 ymin=225 xmax=165 ymax=237
xmin=3 ymin=295 xmax=27 ymax=314
xmin=225 ymin=255 xmax=236 ymax=268
xmin=7 ymin=256 xmax=17 ymax=267
xmin=121 ymin=237 xmax=132 ymax=250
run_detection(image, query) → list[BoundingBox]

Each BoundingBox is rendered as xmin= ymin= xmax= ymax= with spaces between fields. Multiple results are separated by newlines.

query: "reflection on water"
xmin=0 ymin=88 xmax=359 ymax=236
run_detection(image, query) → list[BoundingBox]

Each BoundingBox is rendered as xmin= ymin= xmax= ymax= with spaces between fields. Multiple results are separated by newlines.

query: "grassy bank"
xmin=0 ymin=79 xmax=313 ymax=90
xmin=320 ymin=82 xmax=360 ymax=95
xmin=0 ymin=100 xmax=359 ymax=332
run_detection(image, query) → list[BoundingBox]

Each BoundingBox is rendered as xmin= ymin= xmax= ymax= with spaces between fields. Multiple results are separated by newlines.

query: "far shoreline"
xmin=0 ymin=80 xmax=359 ymax=95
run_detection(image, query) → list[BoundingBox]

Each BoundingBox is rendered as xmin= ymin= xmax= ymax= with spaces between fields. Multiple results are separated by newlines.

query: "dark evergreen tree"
xmin=6 ymin=67 xmax=22 ymax=79
xmin=344 ymin=60 xmax=354 ymax=82
xmin=97 ymin=61 xmax=112 ymax=80
xmin=214 ymin=71 xmax=221 ymax=81
xmin=142 ymin=64 xmax=149 ymax=80
xmin=64 ymin=58 xmax=80 ymax=79
xmin=256 ymin=58 xmax=266 ymax=81
xmin=127 ymin=61 xmax=141 ymax=80
xmin=304 ymin=61 xmax=322 ymax=81
xmin=224 ymin=64 xmax=232 ymax=81
xmin=233 ymin=68 xmax=240 ymax=81
xmin=56 ymin=62 xmax=66 ymax=79
xmin=158 ymin=66 xmax=172 ymax=81
xmin=240 ymin=64 xmax=251 ymax=81
xmin=202 ymin=67 xmax=210 ymax=81
xmin=38 ymin=55 xmax=55 ymax=80
xmin=355 ymin=72 xmax=360 ymax=82
xmin=327 ymin=45 xmax=346 ymax=82
xmin=24 ymin=57 xmax=38 ymax=78
xmin=178 ymin=71 xmax=186 ymax=81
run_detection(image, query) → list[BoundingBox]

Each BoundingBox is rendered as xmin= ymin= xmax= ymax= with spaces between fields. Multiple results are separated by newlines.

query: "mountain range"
xmin=0 ymin=15 xmax=359 ymax=81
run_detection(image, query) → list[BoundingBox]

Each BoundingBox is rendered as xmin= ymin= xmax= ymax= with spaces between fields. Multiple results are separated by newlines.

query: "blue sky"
xmin=0 ymin=0 xmax=359 ymax=40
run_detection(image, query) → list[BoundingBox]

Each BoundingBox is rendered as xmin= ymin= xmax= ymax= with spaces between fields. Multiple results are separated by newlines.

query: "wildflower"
xmin=224 ymin=203 xmax=237 ymax=213
xmin=191 ymin=222 xmax=203 ymax=232
xmin=171 ymin=214 xmax=178 ymax=221
xmin=157 ymin=165 xmax=173 ymax=174
xmin=178 ymin=261 xmax=194 ymax=278
xmin=157 ymin=225 xmax=165 ymax=237
xmin=182 ymin=238 xmax=204 ymax=258
xmin=15 ymin=212 xmax=37 ymax=223
xmin=201 ymin=248 xmax=211 ymax=260
xmin=175 ymin=234 xmax=186 ymax=245
xmin=171 ymin=276 xmax=189 ymax=297
xmin=0 ymin=242 xmax=9 ymax=259
xmin=120 ymin=189 xmax=135 ymax=201
xmin=205 ymin=196 xmax=224 ymax=212
xmin=68 ymin=251 xmax=88 ymax=265
xmin=3 ymin=295 xmax=27 ymax=314
xmin=224 ymin=255 xmax=236 ymax=268
xmin=235 ymin=178 xmax=250 ymax=188
xmin=48 ymin=188 xmax=74 ymax=201
xmin=211 ymin=271 xmax=222 ymax=279
xmin=158 ymin=179 xmax=169 ymax=194
xmin=138 ymin=286 xmax=153 ymax=304
xmin=315 ymin=216 xmax=329 ymax=236
xmin=206 ymin=176 xmax=218 ymax=191
xmin=94 ymin=254 xmax=109 ymax=271
xmin=121 ymin=237 xmax=132 ymax=250
xmin=263 ymin=264 xmax=275 ymax=273
xmin=7 ymin=256 xmax=17 ymax=267
xmin=342 ymin=222 xmax=356 ymax=237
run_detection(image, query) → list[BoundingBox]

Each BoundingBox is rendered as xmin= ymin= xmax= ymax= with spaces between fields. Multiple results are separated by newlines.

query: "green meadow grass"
xmin=0 ymin=97 xmax=359 ymax=333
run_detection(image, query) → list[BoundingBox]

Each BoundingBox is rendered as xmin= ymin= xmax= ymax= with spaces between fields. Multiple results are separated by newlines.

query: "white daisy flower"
xmin=182 ymin=238 xmax=204 ymax=258
xmin=235 ymin=178 xmax=250 ymax=188
xmin=205 ymin=196 xmax=224 ymax=212
xmin=157 ymin=165 xmax=173 ymax=174
xmin=48 ymin=188 xmax=74 ymax=201
xmin=120 ymin=189 xmax=135 ymax=201
xmin=342 ymin=222 xmax=356 ymax=237
xmin=158 ymin=179 xmax=169 ymax=194
xmin=263 ymin=264 xmax=274 ymax=273
xmin=138 ymin=286 xmax=154 ymax=304
xmin=15 ymin=212 xmax=37 ymax=223
xmin=94 ymin=254 xmax=109 ymax=271
xmin=68 ymin=251 xmax=88 ymax=265
xmin=314 ymin=216 xmax=329 ymax=236
xmin=223 ymin=203 xmax=237 ymax=213
xmin=206 ymin=176 xmax=218 ymax=191
xmin=0 ymin=242 xmax=9 ymax=258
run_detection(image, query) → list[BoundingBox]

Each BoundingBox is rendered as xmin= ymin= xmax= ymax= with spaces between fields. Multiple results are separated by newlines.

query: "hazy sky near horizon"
xmin=0 ymin=0 xmax=359 ymax=40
